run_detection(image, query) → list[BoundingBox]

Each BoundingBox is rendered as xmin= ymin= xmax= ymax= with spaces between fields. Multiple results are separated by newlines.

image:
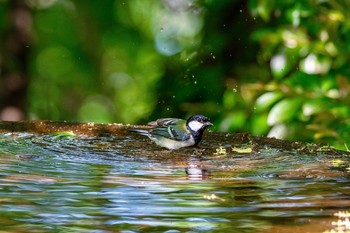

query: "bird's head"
xmin=186 ymin=115 xmax=213 ymax=133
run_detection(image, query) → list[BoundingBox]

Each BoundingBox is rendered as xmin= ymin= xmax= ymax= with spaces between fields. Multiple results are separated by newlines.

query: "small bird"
xmin=130 ymin=115 xmax=213 ymax=150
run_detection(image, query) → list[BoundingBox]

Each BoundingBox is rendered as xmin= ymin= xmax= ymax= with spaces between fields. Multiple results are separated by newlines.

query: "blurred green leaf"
xmin=302 ymin=99 xmax=326 ymax=118
xmin=250 ymin=112 xmax=269 ymax=135
xmin=267 ymin=97 xmax=302 ymax=126
xmin=249 ymin=0 xmax=274 ymax=21
xmin=255 ymin=92 xmax=284 ymax=112
xmin=223 ymin=90 xmax=238 ymax=109
xmin=78 ymin=95 xmax=114 ymax=123
xmin=220 ymin=111 xmax=246 ymax=132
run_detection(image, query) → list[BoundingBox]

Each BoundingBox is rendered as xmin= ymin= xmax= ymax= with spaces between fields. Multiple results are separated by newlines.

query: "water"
xmin=0 ymin=132 xmax=349 ymax=232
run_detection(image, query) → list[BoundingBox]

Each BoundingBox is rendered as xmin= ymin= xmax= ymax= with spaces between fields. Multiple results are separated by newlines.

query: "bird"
xmin=129 ymin=115 xmax=213 ymax=150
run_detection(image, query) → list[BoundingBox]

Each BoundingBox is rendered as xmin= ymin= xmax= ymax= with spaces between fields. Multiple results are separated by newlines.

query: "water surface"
xmin=0 ymin=132 xmax=348 ymax=233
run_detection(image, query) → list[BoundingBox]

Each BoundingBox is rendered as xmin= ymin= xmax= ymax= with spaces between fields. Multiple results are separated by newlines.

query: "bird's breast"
xmin=153 ymin=136 xmax=195 ymax=150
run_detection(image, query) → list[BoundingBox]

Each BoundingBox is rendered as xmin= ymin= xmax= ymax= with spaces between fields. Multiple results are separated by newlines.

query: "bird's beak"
xmin=206 ymin=121 xmax=213 ymax=127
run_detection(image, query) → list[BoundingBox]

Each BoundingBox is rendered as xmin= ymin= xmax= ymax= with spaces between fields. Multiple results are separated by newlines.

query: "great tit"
xmin=130 ymin=115 xmax=213 ymax=150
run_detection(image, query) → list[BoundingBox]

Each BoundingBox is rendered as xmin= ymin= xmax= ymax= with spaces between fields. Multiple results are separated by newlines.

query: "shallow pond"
xmin=0 ymin=130 xmax=349 ymax=233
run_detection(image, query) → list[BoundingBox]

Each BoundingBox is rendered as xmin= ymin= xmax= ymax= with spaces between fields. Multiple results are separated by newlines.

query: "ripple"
xmin=0 ymin=132 xmax=349 ymax=232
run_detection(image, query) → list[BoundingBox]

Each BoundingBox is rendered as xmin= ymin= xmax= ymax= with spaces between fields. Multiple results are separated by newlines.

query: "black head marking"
xmin=186 ymin=115 xmax=213 ymax=145
xmin=186 ymin=115 xmax=211 ymax=125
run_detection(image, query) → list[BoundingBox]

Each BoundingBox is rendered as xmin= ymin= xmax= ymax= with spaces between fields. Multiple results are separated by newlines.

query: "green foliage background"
xmin=1 ymin=0 xmax=350 ymax=149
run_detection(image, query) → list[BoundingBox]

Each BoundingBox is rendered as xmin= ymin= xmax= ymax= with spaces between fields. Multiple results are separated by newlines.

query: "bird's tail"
xmin=128 ymin=128 xmax=150 ymax=136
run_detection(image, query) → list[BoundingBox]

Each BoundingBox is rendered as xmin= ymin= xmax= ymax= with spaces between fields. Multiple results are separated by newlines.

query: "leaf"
xmin=255 ymin=92 xmax=284 ymax=112
xmin=249 ymin=0 xmax=275 ymax=21
xmin=219 ymin=111 xmax=246 ymax=132
xmin=232 ymin=147 xmax=252 ymax=154
xmin=302 ymin=99 xmax=326 ymax=117
xmin=51 ymin=131 xmax=76 ymax=136
xmin=250 ymin=113 xmax=269 ymax=135
xmin=267 ymin=97 xmax=302 ymax=126
xmin=223 ymin=90 xmax=237 ymax=109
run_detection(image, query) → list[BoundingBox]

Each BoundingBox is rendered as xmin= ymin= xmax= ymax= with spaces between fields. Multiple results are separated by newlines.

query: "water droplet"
xmin=160 ymin=27 xmax=164 ymax=32
xmin=212 ymin=55 xmax=216 ymax=59
xmin=194 ymin=81 xmax=197 ymax=84
xmin=172 ymin=95 xmax=175 ymax=99
xmin=233 ymin=88 xmax=237 ymax=93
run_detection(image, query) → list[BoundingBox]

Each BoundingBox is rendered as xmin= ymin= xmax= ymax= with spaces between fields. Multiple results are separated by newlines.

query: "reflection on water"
xmin=0 ymin=132 xmax=349 ymax=232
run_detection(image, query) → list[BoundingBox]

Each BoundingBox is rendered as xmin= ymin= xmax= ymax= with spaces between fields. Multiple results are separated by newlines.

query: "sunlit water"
xmin=0 ymin=132 xmax=349 ymax=233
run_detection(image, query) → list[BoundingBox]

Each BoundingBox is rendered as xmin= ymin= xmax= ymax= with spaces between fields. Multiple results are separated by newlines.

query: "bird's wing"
xmin=149 ymin=119 xmax=191 ymax=141
xmin=147 ymin=118 xmax=182 ymax=126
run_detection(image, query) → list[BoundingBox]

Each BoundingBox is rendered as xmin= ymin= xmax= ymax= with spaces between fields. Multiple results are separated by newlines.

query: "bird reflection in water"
xmin=185 ymin=155 xmax=211 ymax=180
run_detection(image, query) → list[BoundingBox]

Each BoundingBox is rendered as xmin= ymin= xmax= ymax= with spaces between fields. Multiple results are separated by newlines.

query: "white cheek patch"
xmin=188 ymin=121 xmax=204 ymax=131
